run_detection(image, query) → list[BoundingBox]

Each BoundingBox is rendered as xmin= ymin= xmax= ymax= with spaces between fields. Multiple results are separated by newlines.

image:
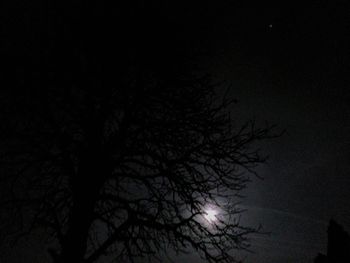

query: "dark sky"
xmin=3 ymin=3 xmax=350 ymax=263
xmin=203 ymin=6 xmax=350 ymax=263
xmin=162 ymin=4 xmax=350 ymax=263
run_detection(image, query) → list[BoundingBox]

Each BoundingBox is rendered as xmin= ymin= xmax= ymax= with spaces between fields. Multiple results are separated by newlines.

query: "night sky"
xmin=206 ymin=6 xmax=350 ymax=263
xmin=2 ymin=3 xmax=350 ymax=263
xmin=156 ymin=5 xmax=350 ymax=262
xmin=144 ymin=5 xmax=350 ymax=263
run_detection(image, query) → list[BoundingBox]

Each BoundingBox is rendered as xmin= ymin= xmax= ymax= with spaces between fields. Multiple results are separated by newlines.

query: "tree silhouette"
xmin=1 ymin=2 xmax=277 ymax=263
xmin=1 ymin=79 xmax=276 ymax=263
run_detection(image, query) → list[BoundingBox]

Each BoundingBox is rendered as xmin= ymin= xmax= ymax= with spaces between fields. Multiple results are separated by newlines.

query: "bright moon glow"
xmin=204 ymin=208 xmax=217 ymax=222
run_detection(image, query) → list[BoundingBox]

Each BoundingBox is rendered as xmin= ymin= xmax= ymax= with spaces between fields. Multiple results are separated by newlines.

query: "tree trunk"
xmin=59 ymin=193 xmax=96 ymax=263
xmin=58 ymin=145 xmax=109 ymax=263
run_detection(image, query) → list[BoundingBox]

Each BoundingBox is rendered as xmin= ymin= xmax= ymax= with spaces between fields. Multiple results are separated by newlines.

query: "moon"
xmin=204 ymin=208 xmax=218 ymax=223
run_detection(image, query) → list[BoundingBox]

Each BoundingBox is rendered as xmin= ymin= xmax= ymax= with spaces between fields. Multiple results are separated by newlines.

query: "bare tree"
xmin=0 ymin=2 xmax=278 ymax=263
xmin=0 ymin=75 xmax=276 ymax=263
